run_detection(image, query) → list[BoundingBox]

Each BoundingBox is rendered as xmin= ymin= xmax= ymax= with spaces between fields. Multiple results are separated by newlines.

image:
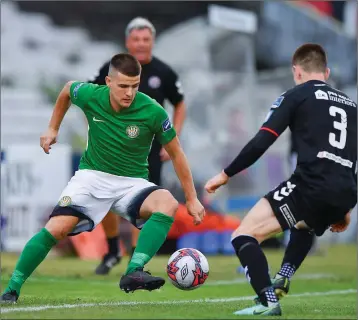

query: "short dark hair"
xmin=109 ymin=53 xmax=141 ymax=77
xmin=292 ymin=43 xmax=327 ymax=73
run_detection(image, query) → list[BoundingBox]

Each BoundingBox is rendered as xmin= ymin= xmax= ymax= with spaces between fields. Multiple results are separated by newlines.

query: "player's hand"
xmin=186 ymin=198 xmax=205 ymax=225
xmin=160 ymin=147 xmax=171 ymax=162
xmin=40 ymin=128 xmax=58 ymax=154
xmin=330 ymin=210 xmax=351 ymax=233
xmin=204 ymin=171 xmax=229 ymax=193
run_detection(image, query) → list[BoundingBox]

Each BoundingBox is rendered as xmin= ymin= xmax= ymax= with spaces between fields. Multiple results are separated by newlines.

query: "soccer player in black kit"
xmin=89 ymin=17 xmax=186 ymax=275
xmin=205 ymin=43 xmax=357 ymax=316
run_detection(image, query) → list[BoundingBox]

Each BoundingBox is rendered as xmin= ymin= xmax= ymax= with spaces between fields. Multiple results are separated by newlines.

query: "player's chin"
xmin=121 ymin=100 xmax=132 ymax=107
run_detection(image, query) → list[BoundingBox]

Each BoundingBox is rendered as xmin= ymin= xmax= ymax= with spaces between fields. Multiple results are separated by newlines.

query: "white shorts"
xmin=50 ymin=169 xmax=162 ymax=236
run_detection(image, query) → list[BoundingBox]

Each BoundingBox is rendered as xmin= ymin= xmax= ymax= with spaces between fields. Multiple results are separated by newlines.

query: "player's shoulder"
xmin=135 ymin=91 xmax=163 ymax=110
xmin=304 ymin=81 xmax=357 ymax=108
xmin=151 ymin=56 xmax=176 ymax=74
xmin=273 ymin=81 xmax=336 ymax=108
xmin=71 ymin=81 xmax=107 ymax=97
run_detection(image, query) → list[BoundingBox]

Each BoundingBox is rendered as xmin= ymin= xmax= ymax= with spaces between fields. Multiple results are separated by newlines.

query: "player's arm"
xmin=40 ymin=81 xmax=96 ymax=154
xmin=160 ymin=67 xmax=186 ymax=161
xmin=205 ymin=92 xmax=300 ymax=193
xmin=164 ymin=136 xmax=205 ymax=225
xmin=164 ymin=67 xmax=186 ymax=136
xmin=164 ymin=137 xmax=196 ymax=202
xmin=154 ymin=108 xmax=204 ymax=224
xmin=172 ymin=100 xmax=186 ymax=136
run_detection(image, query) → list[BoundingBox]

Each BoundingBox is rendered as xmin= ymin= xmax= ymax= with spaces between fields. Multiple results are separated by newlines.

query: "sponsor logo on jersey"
xmin=314 ymin=90 xmax=329 ymax=100
xmin=73 ymin=83 xmax=84 ymax=99
xmin=58 ymin=196 xmax=72 ymax=207
xmin=126 ymin=125 xmax=140 ymax=138
xmin=317 ymin=151 xmax=353 ymax=168
xmin=162 ymin=118 xmax=172 ymax=132
xmin=271 ymin=96 xmax=284 ymax=108
xmin=148 ymin=76 xmax=161 ymax=89
xmin=328 ymin=91 xmax=356 ymax=107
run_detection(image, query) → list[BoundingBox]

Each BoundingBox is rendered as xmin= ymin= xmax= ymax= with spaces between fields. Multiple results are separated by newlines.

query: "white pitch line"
xmin=2 ymin=289 xmax=356 ymax=314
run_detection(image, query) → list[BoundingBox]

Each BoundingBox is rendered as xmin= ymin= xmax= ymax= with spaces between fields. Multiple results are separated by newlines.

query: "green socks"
xmin=5 ymin=228 xmax=57 ymax=295
xmin=126 ymin=212 xmax=174 ymax=275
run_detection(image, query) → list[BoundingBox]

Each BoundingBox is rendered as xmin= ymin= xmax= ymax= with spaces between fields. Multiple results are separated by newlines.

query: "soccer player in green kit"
xmin=1 ymin=53 xmax=205 ymax=303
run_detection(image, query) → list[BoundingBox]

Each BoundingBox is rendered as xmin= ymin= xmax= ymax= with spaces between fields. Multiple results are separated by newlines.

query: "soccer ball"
xmin=167 ymin=248 xmax=209 ymax=290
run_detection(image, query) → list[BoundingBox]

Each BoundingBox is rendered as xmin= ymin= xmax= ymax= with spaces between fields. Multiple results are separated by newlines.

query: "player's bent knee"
xmin=232 ymin=225 xmax=271 ymax=244
xmin=45 ymin=215 xmax=79 ymax=241
xmin=155 ymin=190 xmax=179 ymax=217
xmin=143 ymin=189 xmax=179 ymax=218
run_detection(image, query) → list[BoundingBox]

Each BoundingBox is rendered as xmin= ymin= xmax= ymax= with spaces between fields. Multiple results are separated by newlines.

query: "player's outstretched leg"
xmin=273 ymin=225 xmax=314 ymax=298
xmin=253 ymin=223 xmax=315 ymax=305
xmin=0 ymin=216 xmax=79 ymax=303
xmin=231 ymin=198 xmax=283 ymax=316
xmin=95 ymin=212 xmax=122 ymax=275
xmin=119 ymin=190 xmax=177 ymax=293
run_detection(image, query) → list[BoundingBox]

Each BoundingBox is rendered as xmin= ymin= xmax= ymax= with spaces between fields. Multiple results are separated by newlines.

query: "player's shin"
xmin=4 ymin=228 xmax=57 ymax=295
xmin=125 ymin=212 xmax=174 ymax=275
xmin=278 ymin=226 xmax=314 ymax=279
xmin=231 ymin=235 xmax=278 ymax=306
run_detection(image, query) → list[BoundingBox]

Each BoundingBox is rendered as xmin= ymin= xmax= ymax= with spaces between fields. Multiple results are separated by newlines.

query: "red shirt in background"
xmin=299 ymin=1 xmax=333 ymax=17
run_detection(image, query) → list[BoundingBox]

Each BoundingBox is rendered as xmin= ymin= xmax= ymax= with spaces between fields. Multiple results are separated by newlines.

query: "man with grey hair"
xmin=89 ymin=17 xmax=187 ymax=275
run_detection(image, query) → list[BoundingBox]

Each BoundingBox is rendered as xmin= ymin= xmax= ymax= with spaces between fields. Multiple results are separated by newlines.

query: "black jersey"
xmin=89 ymin=56 xmax=184 ymax=107
xmin=225 ymin=80 xmax=357 ymax=209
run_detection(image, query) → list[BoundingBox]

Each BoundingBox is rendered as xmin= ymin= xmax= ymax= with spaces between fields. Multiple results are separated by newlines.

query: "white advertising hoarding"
xmin=1 ymin=144 xmax=72 ymax=251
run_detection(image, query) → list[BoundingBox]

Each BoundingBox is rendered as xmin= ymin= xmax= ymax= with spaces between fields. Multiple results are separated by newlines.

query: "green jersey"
xmin=69 ymin=82 xmax=176 ymax=179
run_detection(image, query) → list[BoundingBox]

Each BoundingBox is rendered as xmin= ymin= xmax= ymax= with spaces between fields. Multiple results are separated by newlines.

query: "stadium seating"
xmin=1 ymin=1 xmax=120 ymax=148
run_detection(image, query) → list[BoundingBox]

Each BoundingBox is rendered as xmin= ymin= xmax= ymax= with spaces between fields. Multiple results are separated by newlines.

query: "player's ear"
xmin=105 ymin=76 xmax=111 ymax=87
xmin=325 ymin=68 xmax=330 ymax=81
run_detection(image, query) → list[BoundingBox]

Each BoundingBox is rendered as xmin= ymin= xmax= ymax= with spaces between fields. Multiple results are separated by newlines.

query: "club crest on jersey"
xmin=162 ymin=118 xmax=172 ymax=132
xmin=58 ymin=196 xmax=72 ymax=207
xmin=73 ymin=83 xmax=84 ymax=99
xmin=272 ymin=96 xmax=284 ymax=108
xmin=126 ymin=125 xmax=140 ymax=138
xmin=148 ymin=76 xmax=161 ymax=89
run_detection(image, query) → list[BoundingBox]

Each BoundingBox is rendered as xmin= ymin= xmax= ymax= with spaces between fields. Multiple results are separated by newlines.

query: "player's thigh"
xmin=45 ymin=215 xmax=80 ymax=241
xmin=50 ymin=170 xmax=114 ymax=237
xmin=101 ymin=211 xmax=120 ymax=237
xmin=110 ymin=178 xmax=178 ymax=229
xmin=139 ymin=189 xmax=178 ymax=219
xmin=233 ymin=198 xmax=282 ymax=243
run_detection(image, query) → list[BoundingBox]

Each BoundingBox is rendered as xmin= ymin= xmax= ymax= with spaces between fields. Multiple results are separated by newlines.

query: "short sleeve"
xmin=163 ymin=67 xmax=184 ymax=106
xmin=152 ymin=105 xmax=177 ymax=145
xmin=70 ymin=82 xmax=97 ymax=109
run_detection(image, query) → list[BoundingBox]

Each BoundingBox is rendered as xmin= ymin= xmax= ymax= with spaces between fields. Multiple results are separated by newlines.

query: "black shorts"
xmin=264 ymin=176 xmax=350 ymax=236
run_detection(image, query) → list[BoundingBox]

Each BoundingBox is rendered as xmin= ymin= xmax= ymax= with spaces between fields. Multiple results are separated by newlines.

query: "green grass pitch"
xmin=1 ymin=244 xmax=356 ymax=319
